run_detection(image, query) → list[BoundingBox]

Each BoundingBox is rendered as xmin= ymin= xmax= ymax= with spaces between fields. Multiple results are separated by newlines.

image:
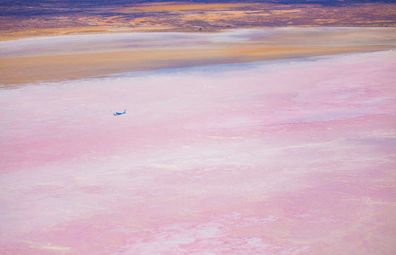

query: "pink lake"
xmin=0 ymin=50 xmax=396 ymax=255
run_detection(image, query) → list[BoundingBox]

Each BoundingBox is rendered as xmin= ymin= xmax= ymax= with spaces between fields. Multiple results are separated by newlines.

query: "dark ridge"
xmin=1 ymin=0 xmax=395 ymax=17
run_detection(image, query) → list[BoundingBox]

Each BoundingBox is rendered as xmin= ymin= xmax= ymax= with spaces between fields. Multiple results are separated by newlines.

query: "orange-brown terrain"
xmin=1 ymin=2 xmax=395 ymax=40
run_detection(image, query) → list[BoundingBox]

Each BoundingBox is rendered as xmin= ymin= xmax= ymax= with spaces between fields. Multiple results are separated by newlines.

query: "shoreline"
xmin=2 ymin=24 xmax=396 ymax=43
xmin=1 ymin=27 xmax=396 ymax=87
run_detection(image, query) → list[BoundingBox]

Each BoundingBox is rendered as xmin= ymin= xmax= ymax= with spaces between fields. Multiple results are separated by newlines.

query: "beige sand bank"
xmin=1 ymin=27 xmax=395 ymax=86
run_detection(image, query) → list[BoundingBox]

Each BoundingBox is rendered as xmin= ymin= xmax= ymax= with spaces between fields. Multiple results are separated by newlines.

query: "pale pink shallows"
xmin=0 ymin=51 xmax=396 ymax=255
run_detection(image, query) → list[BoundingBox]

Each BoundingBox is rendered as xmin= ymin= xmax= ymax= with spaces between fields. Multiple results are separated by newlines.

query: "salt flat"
xmin=0 ymin=50 xmax=395 ymax=254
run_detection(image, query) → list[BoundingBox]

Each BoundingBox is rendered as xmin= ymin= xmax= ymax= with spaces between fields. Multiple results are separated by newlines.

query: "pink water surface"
xmin=1 ymin=51 xmax=396 ymax=255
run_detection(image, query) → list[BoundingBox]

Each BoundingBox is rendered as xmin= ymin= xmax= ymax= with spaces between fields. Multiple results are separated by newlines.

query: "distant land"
xmin=1 ymin=1 xmax=395 ymax=40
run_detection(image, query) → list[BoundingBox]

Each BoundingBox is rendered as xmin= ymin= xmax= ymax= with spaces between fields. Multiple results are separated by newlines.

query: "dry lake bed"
xmin=1 ymin=26 xmax=396 ymax=255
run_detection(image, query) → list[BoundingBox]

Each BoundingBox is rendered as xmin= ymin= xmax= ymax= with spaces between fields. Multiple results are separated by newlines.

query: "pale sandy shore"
xmin=1 ymin=27 xmax=395 ymax=86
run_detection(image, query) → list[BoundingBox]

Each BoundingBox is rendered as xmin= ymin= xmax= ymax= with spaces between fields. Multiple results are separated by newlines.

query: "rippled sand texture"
xmin=1 ymin=50 xmax=395 ymax=254
xmin=1 ymin=27 xmax=396 ymax=86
